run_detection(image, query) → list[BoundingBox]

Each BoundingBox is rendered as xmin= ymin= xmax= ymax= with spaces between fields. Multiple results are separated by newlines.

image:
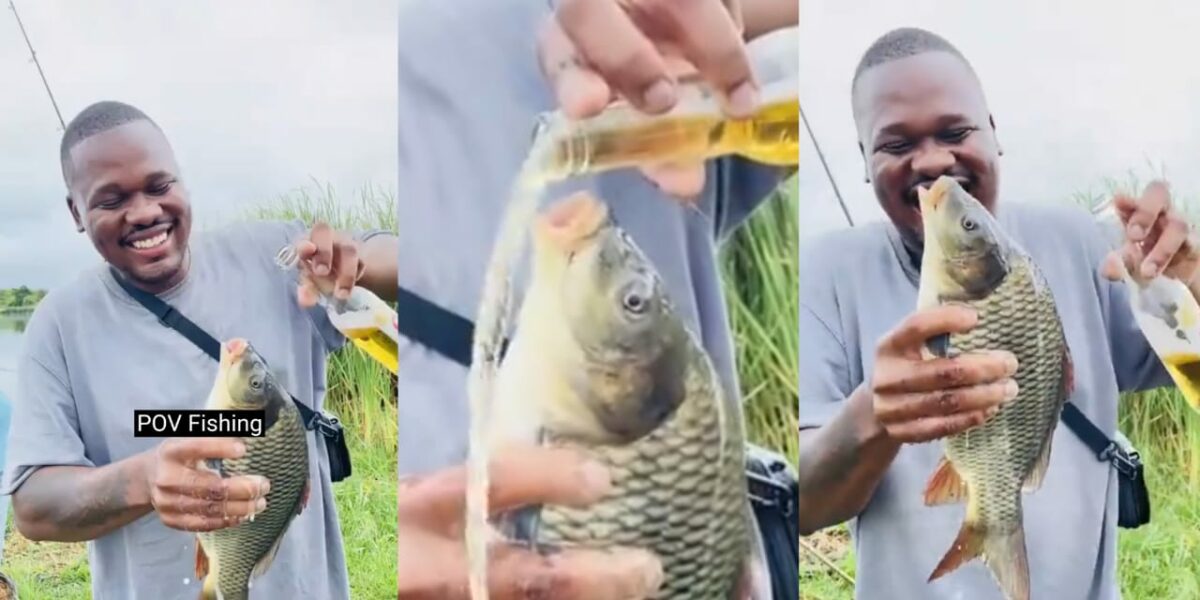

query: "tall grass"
xmin=721 ymin=173 xmax=800 ymax=466
xmin=1 ymin=182 xmax=398 ymax=599
xmin=798 ymin=172 xmax=1200 ymax=598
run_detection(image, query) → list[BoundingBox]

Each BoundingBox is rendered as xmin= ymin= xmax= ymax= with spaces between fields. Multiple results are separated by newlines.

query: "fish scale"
xmin=944 ymin=256 xmax=1067 ymax=528
xmin=539 ymin=346 xmax=749 ymax=599
xmin=197 ymin=403 xmax=309 ymax=600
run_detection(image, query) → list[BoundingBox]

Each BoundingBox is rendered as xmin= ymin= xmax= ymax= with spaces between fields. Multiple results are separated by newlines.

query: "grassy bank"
xmin=797 ymin=176 xmax=1200 ymax=598
xmin=1 ymin=183 xmax=397 ymax=599
xmin=0 ymin=287 xmax=46 ymax=312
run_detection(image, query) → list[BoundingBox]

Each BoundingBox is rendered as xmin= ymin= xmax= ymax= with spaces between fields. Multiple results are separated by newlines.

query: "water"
xmin=0 ymin=311 xmax=31 ymax=398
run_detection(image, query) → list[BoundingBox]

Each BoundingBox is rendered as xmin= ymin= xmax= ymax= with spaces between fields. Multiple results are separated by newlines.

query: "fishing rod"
xmin=9 ymin=0 xmax=67 ymax=130
xmin=799 ymin=100 xmax=854 ymax=227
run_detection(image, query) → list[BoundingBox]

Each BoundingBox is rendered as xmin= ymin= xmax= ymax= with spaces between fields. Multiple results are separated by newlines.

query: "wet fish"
xmin=195 ymin=339 xmax=310 ymax=600
xmin=487 ymin=193 xmax=768 ymax=599
xmin=916 ymin=176 xmax=1073 ymax=600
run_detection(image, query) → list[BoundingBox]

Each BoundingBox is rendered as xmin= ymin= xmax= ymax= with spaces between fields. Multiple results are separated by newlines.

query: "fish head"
xmin=919 ymin=175 xmax=1010 ymax=300
xmin=219 ymin=338 xmax=283 ymax=411
xmin=530 ymin=193 xmax=689 ymax=444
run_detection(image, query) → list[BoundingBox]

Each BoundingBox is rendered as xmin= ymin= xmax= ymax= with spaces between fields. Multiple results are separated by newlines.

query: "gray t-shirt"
xmin=798 ymin=201 xmax=1172 ymax=600
xmin=2 ymin=219 xmax=353 ymax=600
xmin=395 ymin=0 xmax=787 ymax=475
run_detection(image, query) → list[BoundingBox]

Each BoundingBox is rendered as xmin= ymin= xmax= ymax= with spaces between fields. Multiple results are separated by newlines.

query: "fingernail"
xmin=1004 ymin=379 xmax=1019 ymax=402
xmin=642 ymin=79 xmax=677 ymax=113
xmin=579 ymin=460 xmax=612 ymax=495
xmin=336 ymin=288 xmax=350 ymax=300
xmin=628 ymin=550 xmax=664 ymax=592
xmin=726 ymin=81 xmax=759 ymax=118
xmin=256 ymin=498 xmax=267 ymax=512
xmin=1142 ymin=261 xmax=1158 ymax=278
xmin=233 ymin=442 xmax=246 ymax=456
xmin=1129 ymin=224 xmax=1145 ymax=239
xmin=986 ymin=406 xmax=1000 ymax=418
xmin=1002 ymin=352 xmax=1019 ymax=374
xmin=258 ymin=477 xmax=271 ymax=496
xmin=316 ymin=265 xmax=329 ymax=276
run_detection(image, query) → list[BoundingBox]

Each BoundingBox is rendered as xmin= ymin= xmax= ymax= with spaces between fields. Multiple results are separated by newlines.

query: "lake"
xmin=0 ymin=310 xmax=32 ymax=398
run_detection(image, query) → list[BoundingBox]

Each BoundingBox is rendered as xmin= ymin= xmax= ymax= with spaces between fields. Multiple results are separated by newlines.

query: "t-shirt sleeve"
xmin=1 ymin=307 xmax=93 ymax=496
xmin=711 ymin=157 xmax=792 ymax=240
xmin=798 ymin=241 xmax=854 ymax=430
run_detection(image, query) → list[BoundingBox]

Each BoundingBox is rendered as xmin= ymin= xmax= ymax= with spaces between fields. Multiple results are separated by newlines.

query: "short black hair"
xmin=60 ymin=100 xmax=160 ymax=181
xmin=852 ymin=27 xmax=975 ymax=93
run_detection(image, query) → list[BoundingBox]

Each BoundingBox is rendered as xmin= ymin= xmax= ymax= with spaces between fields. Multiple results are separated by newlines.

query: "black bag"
xmin=1060 ymin=403 xmax=1150 ymax=528
xmin=112 ymin=269 xmax=353 ymax=482
xmin=396 ymin=286 xmax=800 ymax=599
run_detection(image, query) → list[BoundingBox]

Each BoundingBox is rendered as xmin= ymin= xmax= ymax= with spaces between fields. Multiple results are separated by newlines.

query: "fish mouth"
xmin=917 ymin=176 xmax=967 ymax=214
xmin=909 ymin=176 xmax=972 ymax=211
xmin=536 ymin=192 xmax=610 ymax=255
xmin=222 ymin=338 xmax=250 ymax=367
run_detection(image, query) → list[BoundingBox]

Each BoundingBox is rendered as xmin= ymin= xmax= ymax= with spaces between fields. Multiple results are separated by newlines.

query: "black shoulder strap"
xmin=110 ymin=268 xmax=328 ymax=433
xmin=1060 ymin=403 xmax=1111 ymax=457
xmin=395 ymin=285 xmax=508 ymax=367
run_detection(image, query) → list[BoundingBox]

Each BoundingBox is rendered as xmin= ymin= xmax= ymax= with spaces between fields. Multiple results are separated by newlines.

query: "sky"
xmin=798 ymin=0 xmax=1200 ymax=241
xmin=0 ymin=1 xmax=396 ymax=290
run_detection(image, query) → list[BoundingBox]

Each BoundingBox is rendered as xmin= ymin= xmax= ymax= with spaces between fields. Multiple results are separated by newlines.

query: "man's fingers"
xmin=638 ymin=161 xmax=706 ymax=199
xmin=161 ymin=512 xmax=248 ymax=534
xmin=1125 ymin=181 xmax=1170 ymax=242
xmin=489 ymin=545 xmax=663 ymax=600
xmin=297 ymin=276 xmax=321 ymax=308
xmin=876 ymin=379 xmax=1017 ymax=424
xmin=160 ymin=494 xmax=267 ymax=521
xmin=1141 ymin=211 xmax=1190 ymax=279
xmin=160 ymin=468 xmax=270 ymax=503
xmin=1101 ymin=250 xmax=1126 ymax=282
xmin=875 ymin=351 xmax=1018 ymax=395
xmin=557 ymin=0 xmax=675 ymax=114
xmin=160 ymin=437 xmax=246 ymax=464
xmin=398 ymin=445 xmax=611 ymax=529
xmin=878 ymin=305 xmax=979 ymax=357
xmin=640 ymin=0 xmax=757 ymax=117
xmin=886 ymin=410 xmax=993 ymax=444
xmin=333 ymin=242 xmax=359 ymax=300
xmin=538 ymin=16 xmax=613 ymax=119
xmin=308 ymin=222 xmax=335 ymax=276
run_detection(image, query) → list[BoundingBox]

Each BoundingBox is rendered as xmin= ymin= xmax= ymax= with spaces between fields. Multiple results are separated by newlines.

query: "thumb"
xmin=1101 ymin=250 xmax=1125 ymax=282
xmin=639 ymin=162 xmax=706 ymax=201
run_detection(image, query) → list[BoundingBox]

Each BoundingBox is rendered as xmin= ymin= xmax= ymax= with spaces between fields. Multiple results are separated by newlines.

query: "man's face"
xmin=853 ymin=52 xmax=1001 ymax=251
xmin=65 ymin=120 xmax=192 ymax=292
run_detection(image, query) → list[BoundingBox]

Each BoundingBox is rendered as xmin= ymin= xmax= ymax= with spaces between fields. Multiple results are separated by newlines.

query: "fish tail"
xmin=929 ymin=514 xmax=1030 ymax=600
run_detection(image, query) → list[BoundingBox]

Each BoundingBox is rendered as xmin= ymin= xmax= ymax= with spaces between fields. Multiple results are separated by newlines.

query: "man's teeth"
xmin=131 ymin=231 xmax=169 ymax=250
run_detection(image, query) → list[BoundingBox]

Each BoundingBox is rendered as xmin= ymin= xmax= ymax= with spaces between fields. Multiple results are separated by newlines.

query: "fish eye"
xmin=622 ymin=290 xmax=648 ymax=315
xmin=249 ymin=374 xmax=264 ymax=391
xmin=960 ymin=216 xmax=978 ymax=232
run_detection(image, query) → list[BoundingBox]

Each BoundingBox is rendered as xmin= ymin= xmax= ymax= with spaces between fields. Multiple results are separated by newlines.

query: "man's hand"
xmin=871 ymin=305 xmax=1019 ymax=443
xmin=537 ymin=0 xmax=756 ymax=199
xmin=1101 ymin=181 xmax=1200 ymax=285
xmin=292 ymin=222 xmax=365 ymax=307
xmin=145 ymin=438 xmax=269 ymax=532
xmin=397 ymin=445 xmax=663 ymax=599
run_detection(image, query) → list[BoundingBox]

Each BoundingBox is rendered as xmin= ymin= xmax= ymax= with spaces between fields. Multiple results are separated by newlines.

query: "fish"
xmin=194 ymin=339 xmax=311 ymax=600
xmin=485 ymin=192 xmax=769 ymax=599
xmin=916 ymin=176 xmax=1073 ymax=600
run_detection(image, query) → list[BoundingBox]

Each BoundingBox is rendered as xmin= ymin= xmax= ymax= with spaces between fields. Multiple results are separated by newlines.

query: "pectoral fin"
xmin=923 ymin=456 xmax=968 ymax=506
xmin=1023 ymin=434 xmax=1054 ymax=493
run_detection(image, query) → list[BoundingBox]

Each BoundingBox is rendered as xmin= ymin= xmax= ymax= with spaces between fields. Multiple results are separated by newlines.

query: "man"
xmin=797 ymin=28 xmax=1197 ymax=600
xmin=1 ymin=101 xmax=398 ymax=599
xmin=395 ymin=0 xmax=797 ymax=597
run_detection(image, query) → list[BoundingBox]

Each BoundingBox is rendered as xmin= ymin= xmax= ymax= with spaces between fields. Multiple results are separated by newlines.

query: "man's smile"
xmin=123 ymin=222 xmax=174 ymax=255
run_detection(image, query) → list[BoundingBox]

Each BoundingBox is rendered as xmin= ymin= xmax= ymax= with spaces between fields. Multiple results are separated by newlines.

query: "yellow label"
xmin=1163 ymin=352 xmax=1200 ymax=410
xmin=344 ymin=326 xmax=398 ymax=375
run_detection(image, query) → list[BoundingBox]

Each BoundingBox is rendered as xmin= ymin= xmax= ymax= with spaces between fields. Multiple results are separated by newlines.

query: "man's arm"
xmin=12 ymin=455 xmax=152 ymax=542
xmin=355 ymin=232 xmax=399 ymax=303
xmin=741 ymin=0 xmax=799 ymax=40
xmin=797 ymin=387 xmax=900 ymax=535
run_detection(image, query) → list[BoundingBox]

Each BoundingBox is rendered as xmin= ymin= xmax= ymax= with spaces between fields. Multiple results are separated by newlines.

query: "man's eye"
xmin=96 ymin=196 xmax=123 ymax=209
xmin=877 ymin=140 xmax=912 ymax=154
xmin=940 ymin=127 xmax=975 ymax=143
xmin=147 ymin=181 xmax=173 ymax=196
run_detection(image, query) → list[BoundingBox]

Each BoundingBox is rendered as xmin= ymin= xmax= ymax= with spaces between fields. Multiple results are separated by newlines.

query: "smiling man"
xmin=797 ymin=28 xmax=1200 ymax=599
xmin=1 ymin=101 xmax=398 ymax=599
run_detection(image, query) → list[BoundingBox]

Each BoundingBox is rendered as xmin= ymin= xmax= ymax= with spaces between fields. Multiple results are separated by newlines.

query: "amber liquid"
xmin=1163 ymin=352 xmax=1200 ymax=410
xmin=542 ymin=97 xmax=799 ymax=179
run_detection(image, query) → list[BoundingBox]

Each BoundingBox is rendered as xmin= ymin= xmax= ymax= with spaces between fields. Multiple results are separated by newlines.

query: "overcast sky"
xmin=799 ymin=0 xmax=1200 ymax=241
xmin=0 ymin=1 xmax=395 ymax=290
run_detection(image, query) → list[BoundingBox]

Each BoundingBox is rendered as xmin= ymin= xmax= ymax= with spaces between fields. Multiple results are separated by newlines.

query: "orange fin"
xmin=928 ymin=520 xmax=986 ymax=582
xmin=929 ymin=520 xmax=1030 ymax=600
xmin=194 ymin=537 xmax=209 ymax=579
xmin=923 ymin=457 xmax=968 ymax=506
xmin=300 ymin=479 xmax=311 ymax=514
xmin=1062 ymin=338 xmax=1075 ymax=399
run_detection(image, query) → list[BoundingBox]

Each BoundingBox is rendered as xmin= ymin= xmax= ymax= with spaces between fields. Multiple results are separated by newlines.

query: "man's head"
xmin=851 ymin=27 xmax=1001 ymax=253
xmin=61 ymin=101 xmax=192 ymax=292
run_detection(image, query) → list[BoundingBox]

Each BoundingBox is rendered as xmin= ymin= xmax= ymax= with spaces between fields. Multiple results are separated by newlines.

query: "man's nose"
xmin=125 ymin=194 xmax=163 ymax=225
xmin=911 ymin=142 xmax=956 ymax=178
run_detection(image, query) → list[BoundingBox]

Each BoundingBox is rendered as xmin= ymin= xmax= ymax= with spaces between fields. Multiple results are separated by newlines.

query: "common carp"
xmin=482 ymin=193 xmax=769 ymax=599
xmin=195 ymin=339 xmax=310 ymax=600
xmin=916 ymin=176 xmax=1073 ymax=600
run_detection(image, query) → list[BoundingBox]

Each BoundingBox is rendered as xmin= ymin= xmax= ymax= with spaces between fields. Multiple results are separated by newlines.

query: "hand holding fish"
xmin=143 ymin=437 xmax=270 ymax=532
xmin=397 ymin=445 xmax=663 ymax=599
xmin=292 ymin=222 xmax=366 ymax=306
xmin=1102 ymin=180 xmax=1200 ymax=285
xmin=537 ymin=0 xmax=752 ymax=199
xmin=870 ymin=305 xmax=1020 ymax=444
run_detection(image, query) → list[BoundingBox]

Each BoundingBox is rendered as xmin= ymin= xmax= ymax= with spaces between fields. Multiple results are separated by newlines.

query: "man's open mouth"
xmin=123 ymin=223 xmax=174 ymax=252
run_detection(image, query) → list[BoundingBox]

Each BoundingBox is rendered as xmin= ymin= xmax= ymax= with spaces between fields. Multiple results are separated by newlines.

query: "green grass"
xmin=1 ymin=182 xmax=397 ymax=599
xmin=797 ymin=172 xmax=1200 ymax=598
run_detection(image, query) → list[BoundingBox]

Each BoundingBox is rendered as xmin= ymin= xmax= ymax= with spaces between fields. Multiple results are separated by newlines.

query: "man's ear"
xmin=990 ymin=114 xmax=1003 ymax=156
xmin=66 ymin=196 xmax=84 ymax=233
